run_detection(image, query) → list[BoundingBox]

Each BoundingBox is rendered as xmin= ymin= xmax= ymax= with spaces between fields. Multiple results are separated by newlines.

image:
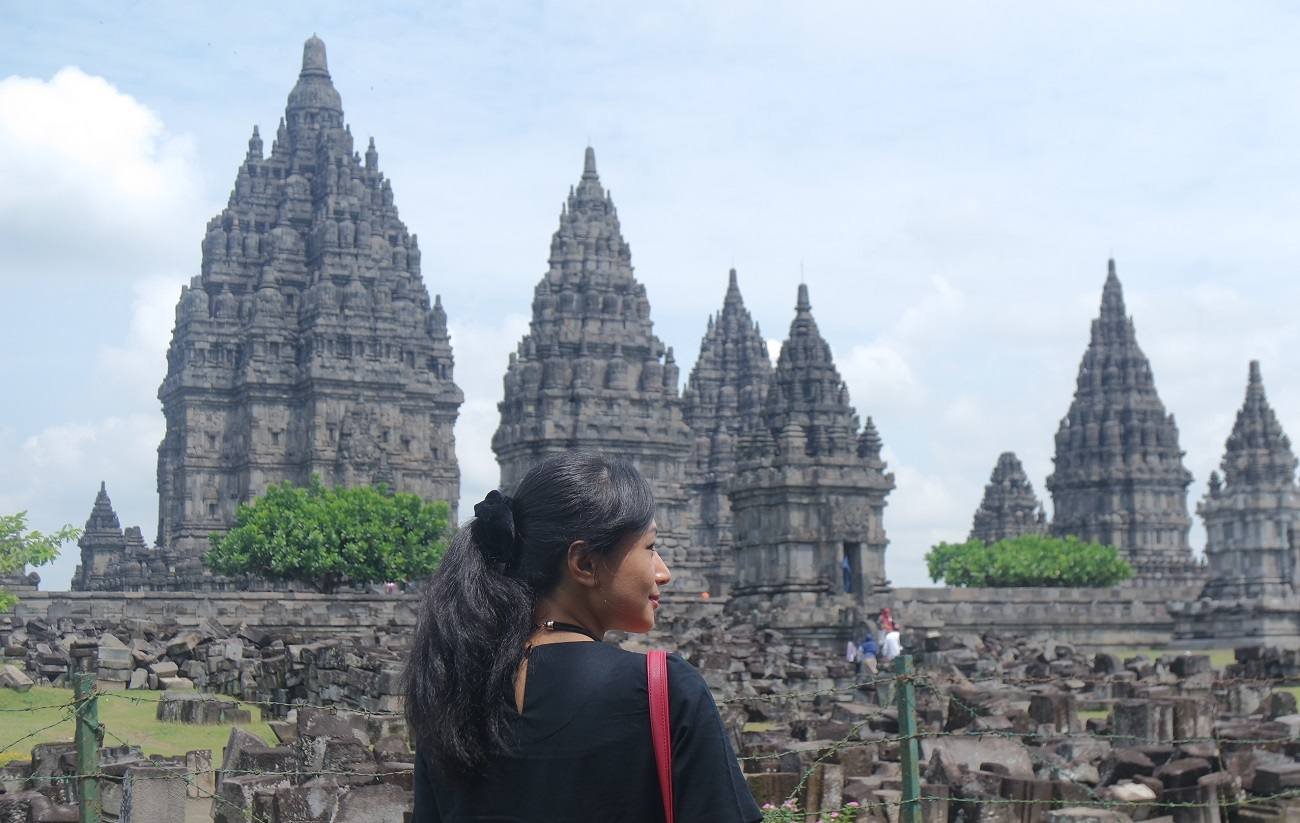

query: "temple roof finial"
xmin=302 ymin=35 xmax=330 ymax=78
xmin=1100 ymin=257 xmax=1126 ymax=320
xmin=796 ymin=282 xmax=811 ymax=313
xmin=1249 ymin=359 xmax=1262 ymax=387
xmin=583 ymin=146 xmax=598 ymax=179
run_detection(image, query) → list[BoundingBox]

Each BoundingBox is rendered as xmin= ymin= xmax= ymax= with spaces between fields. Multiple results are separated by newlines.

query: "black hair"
xmin=404 ymin=451 xmax=656 ymax=777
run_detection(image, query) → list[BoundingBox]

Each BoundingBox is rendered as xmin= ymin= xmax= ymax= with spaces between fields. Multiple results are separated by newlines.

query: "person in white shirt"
xmin=880 ymin=628 xmax=902 ymax=664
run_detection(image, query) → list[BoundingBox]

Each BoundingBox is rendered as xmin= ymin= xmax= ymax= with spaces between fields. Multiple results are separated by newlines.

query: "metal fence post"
xmin=73 ymin=672 xmax=101 ymax=823
xmin=894 ymin=654 xmax=922 ymax=823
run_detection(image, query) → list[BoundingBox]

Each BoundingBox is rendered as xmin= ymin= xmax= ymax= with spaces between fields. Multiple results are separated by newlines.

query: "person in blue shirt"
xmin=859 ymin=634 xmax=879 ymax=675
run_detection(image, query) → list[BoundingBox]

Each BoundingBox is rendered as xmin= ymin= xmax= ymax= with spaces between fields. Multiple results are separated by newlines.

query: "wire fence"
xmin=2 ymin=656 xmax=1298 ymax=822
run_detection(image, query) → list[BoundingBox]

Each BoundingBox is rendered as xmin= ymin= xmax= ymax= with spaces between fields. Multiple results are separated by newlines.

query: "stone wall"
xmin=890 ymin=584 xmax=1202 ymax=649
xmin=14 ymin=591 xmax=418 ymax=637
xmin=15 ymin=583 xmax=1201 ymax=650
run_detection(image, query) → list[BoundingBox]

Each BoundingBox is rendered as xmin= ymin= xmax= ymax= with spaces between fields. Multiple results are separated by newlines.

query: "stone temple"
xmin=491 ymin=148 xmax=703 ymax=597
xmin=728 ymin=284 xmax=894 ymax=643
xmin=1046 ymin=260 xmax=1202 ymax=586
xmin=968 ymin=452 xmax=1046 ymax=544
xmin=75 ymin=36 xmax=462 ymax=590
xmin=681 ymin=269 xmax=772 ymax=597
xmin=1174 ymin=361 xmax=1300 ymax=647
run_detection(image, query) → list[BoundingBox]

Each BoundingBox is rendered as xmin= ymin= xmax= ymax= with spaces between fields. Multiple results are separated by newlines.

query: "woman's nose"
xmin=654 ymin=552 xmax=671 ymax=585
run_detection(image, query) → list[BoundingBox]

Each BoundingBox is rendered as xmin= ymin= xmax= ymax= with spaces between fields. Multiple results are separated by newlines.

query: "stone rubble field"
xmin=3 ymin=611 xmax=1300 ymax=821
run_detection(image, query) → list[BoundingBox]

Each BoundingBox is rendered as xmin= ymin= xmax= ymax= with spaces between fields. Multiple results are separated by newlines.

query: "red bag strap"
xmin=647 ymin=649 xmax=674 ymax=823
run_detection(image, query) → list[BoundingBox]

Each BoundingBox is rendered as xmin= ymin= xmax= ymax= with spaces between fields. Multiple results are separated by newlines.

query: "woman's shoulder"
xmin=532 ymin=642 xmax=712 ymax=697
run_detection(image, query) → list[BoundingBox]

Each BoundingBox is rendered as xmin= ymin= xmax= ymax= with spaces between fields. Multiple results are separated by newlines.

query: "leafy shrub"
xmin=925 ymin=534 xmax=1132 ymax=588
xmin=206 ymin=478 xmax=451 ymax=593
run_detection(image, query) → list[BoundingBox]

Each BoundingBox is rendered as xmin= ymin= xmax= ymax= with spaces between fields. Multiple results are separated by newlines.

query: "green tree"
xmin=925 ymin=534 xmax=1132 ymax=588
xmin=205 ymin=478 xmax=451 ymax=593
xmin=0 ymin=513 xmax=80 ymax=610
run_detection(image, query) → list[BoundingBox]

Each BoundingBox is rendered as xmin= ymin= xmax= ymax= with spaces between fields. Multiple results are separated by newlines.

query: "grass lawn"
xmin=0 ymin=686 xmax=275 ymax=765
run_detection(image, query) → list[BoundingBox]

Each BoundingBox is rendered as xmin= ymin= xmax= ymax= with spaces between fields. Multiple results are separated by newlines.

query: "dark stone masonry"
xmin=682 ymin=269 xmax=773 ymax=597
xmin=490 ymin=147 xmax=702 ymax=595
xmin=1046 ymin=261 xmax=1202 ymax=588
xmin=969 ymin=452 xmax=1047 ymax=543
xmin=727 ymin=284 xmax=894 ymax=644
xmin=1173 ymin=361 xmax=1300 ymax=648
xmin=75 ymin=36 xmax=463 ymax=592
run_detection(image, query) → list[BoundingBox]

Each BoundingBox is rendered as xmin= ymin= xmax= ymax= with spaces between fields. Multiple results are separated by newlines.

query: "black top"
xmin=412 ymin=642 xmax=762 ymax=822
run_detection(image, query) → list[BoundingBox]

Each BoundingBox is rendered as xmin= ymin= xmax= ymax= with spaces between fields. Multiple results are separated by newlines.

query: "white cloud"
xmin=0 ymin=67 xmax=203 ymax=278
xmin=841 ymin=342 xmax=924 ymax=416
xmin=882 ymin=453 xmax=969 ymax=587
xmin=0 ymin=414 xmax=162 ymax=589
xmin=0 ymin=67 xmax=206 ymax=589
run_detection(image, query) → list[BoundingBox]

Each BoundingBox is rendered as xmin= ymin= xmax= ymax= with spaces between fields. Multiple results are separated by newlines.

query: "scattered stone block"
xmin=1264 ymin=692 xmax=1298 ymax=720
xmin=0 ymin=664 xmax=33 ymax=692
xmin=1252 ymin=762 xmax=1300 ymax=794
xmin=121 ymin=765 xmax=186 ymax=822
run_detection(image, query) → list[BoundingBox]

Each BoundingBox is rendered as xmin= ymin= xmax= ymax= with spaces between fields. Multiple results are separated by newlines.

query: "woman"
xmin=405 ymin=452 xmax=761 ymax=822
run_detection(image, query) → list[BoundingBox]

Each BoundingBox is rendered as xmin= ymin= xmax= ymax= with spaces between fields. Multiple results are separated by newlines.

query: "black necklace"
xmin=535 ymin=620 xmax=602 ymax=642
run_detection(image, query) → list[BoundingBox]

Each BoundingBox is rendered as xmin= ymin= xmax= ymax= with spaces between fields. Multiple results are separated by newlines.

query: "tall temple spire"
xmin=755 ymin=283 xmax=858 ymax=453
xmin=682 ymin=268 xmax=773 ymax=595
xmin=729 ymin=283 xmax=894 ymax=635
xmin=1218 ymin=360 xmax=1297 ymax=490
xmin=140 ymin=36 xmax=462 ymax=591
xmin=969 ymin=452 xmax=1046 ymax=544
xmin=1046 ymin=259 xmax=1197 ymax=584
xmin=494 ymin=147 xmax=700 ymax=596
xmin=1189 ymin=359 xmax=1300 ymax=610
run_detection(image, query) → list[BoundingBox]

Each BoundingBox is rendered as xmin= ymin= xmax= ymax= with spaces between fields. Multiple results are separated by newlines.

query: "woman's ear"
xmin=566 ymin=540 xmax=599 ymax=588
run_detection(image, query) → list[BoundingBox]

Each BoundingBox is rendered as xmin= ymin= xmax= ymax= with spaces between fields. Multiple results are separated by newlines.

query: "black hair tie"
xmin=472 ymin=489 xmax=518 ymax=568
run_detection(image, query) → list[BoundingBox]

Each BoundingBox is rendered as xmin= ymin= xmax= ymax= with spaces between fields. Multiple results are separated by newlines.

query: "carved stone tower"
xmin=492 ymin=148 xmax=703 ymax=596
xmin=728 ymin=284 xmax=894 ymax=645
xmin=151 ymin=36 xmax=462 ymax=584
xmin=682 ymin=269 xmax=772 ymax=597
xmin=969 ymin=452 xmax=1046 ymax=543
xmin=1046 ymin=260 xmax=1200 ymax=586
xmin=1174 ymin=361 xmax=1300 ymax=647
xmin=1198 ymin=361 xmax=1300 ymax=599
xmin=74 ymin=483 xmax=125 ymax=590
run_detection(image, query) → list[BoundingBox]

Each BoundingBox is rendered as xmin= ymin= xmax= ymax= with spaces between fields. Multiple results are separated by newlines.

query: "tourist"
xmin=859 ymin=634 xmax=879 ymax=675
xmin=878 ymin=606 xmax=896 ymax=635
xmin=880 ymin=624 xmax=902 ymax=665
xmin=845 ymin=636 xmax=861 ymax=673
xmin=405 ymin=452 xmax=761 ymax=822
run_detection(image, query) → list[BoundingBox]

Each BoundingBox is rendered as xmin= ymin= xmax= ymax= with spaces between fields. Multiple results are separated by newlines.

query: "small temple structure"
xmin=727 ymin=284 xmax=894 ymax=644
xmin=969 ymin=452 xmax=1047 ymax=543
xmin=1174 ymin=361 xmax=1300 ymax=647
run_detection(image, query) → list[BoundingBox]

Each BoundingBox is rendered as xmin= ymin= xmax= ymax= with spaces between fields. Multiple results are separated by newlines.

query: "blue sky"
xmin=4 ymin=2 xmax=1300 ymax=590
